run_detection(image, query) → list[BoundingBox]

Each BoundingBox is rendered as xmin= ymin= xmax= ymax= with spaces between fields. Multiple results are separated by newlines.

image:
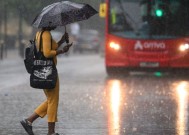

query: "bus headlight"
xmin=179 ymin=43 xmax=189 ymax=52
xmin=109 ymin=42 xmax=121 ymax=51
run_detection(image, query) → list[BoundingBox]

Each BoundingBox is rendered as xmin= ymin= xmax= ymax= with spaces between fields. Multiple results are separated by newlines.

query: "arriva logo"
xmin=134 ymin=41 xmax=143 ymax=50
xmin=134 ymin=41 xmax=166 ymax=50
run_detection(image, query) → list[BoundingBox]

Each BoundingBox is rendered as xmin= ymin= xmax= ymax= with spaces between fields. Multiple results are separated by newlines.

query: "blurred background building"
xmin=0 ymin=0 xmax=105 ymax=60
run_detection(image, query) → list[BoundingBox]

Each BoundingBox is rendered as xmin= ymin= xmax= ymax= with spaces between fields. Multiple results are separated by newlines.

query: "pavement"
xmin=0 ymin=49 xmax=107 ymax=135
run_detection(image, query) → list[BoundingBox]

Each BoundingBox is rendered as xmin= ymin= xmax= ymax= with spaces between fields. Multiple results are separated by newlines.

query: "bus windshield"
xmin=109 ymin=0 xmax=189 ymax=39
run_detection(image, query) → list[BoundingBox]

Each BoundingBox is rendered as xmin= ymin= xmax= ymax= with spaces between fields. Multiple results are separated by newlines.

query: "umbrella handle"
xmin=64 ymin=26 xmax=69 ymax=43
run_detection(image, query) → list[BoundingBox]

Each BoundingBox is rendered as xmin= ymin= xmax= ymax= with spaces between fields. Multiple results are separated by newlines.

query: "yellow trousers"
xmin=35 ymin=77 xmax=59 ymax=122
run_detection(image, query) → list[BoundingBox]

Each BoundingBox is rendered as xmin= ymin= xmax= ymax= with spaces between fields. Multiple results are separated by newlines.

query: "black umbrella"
xmin=32 ymin=1 xmax=98 ymax=28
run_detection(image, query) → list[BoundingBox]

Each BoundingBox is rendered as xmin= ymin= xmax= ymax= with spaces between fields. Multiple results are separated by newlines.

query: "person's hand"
xmin=56 ymin=47 xmax=69 ymax=55
xmin=58 ymin=32 xmax=69 ymax=47
xmin=56 ymin=43 xmax=73 ymax=55
xmin=62 ymin=32 xmax=69 ymax=43
xmin=63 ymin=45 xmax=69 ymax=53
xmin=63 ymin=43 xmax=73 ymax=52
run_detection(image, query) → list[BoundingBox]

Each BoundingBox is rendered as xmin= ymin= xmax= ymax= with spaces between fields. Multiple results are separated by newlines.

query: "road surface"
xmin=0 ymin=53 xmax=189 ymax=135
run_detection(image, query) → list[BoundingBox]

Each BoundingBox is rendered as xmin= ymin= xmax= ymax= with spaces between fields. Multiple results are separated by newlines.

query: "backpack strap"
xmin=32 ymin=39 xmax=37 ymax=56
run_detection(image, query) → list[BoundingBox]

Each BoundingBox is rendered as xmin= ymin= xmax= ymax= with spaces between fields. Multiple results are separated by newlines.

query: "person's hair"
xmin=42 ymin=26 xmax=56 ymax=31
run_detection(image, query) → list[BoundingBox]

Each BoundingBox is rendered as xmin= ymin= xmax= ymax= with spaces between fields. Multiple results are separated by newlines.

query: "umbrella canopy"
xmin=32 ymin=1 xmax=98 ymax=28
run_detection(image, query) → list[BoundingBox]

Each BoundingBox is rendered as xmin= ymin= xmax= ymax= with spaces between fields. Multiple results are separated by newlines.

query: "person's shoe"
xmin=20 ymin=119 xmax=34 ymax=135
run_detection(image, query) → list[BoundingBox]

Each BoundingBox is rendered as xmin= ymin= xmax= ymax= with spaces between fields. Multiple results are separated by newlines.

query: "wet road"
xmin=0 ymin=53 xmax=189 ymax=135
xmin=106 ymin=76 xmax=189 ymax=135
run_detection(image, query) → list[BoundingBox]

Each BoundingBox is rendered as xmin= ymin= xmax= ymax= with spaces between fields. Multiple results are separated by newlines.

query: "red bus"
xmin=102 ymin=0 xmax=189 ymax=75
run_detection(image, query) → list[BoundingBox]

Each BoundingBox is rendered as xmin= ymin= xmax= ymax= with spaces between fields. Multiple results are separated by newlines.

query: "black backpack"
xmin=24 ymin=39 xmax=37 ymax=74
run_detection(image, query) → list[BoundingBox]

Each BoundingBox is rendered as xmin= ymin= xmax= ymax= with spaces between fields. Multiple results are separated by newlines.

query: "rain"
xmin=0 ymin=0 xmax=189 ymax=135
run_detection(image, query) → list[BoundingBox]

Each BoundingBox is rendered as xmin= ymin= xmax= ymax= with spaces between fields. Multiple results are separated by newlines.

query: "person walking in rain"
xmin=20 ymin=26 xmax=70 ymax=135
xmin=20 ymin=1 xmax=97 ymax=135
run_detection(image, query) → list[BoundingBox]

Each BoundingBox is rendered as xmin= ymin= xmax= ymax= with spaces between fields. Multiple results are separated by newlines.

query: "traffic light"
xmin=152 ymin=1 xmax=166 ymax=18
xmin=155 ymin=9 xmax=163 ymax=17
